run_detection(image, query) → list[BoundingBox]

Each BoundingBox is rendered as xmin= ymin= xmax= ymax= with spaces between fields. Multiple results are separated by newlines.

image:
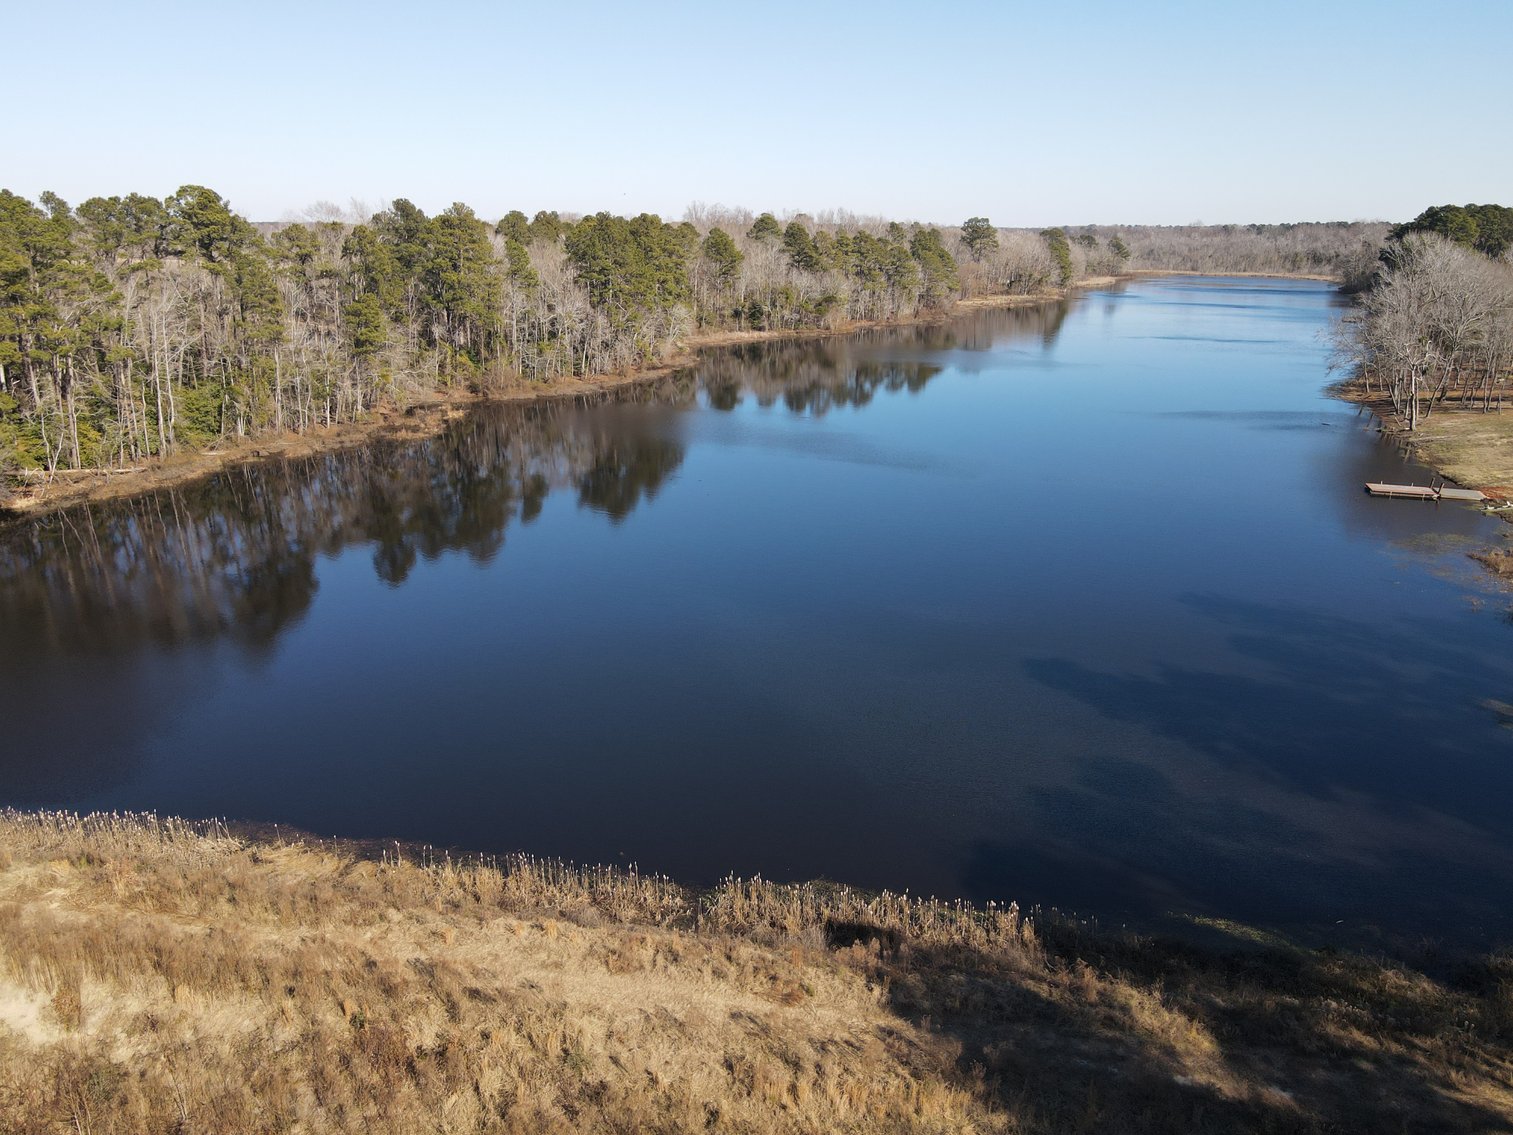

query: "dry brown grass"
xmin=1470 ymin=547 xmax=1513 ymax=580
xmin=0 ymin=812 xmax=1510 ymax=1134
xmin=1339 ymin=382 xmax=1513 ymax=490
xmin=1404 ymin=409 xmax=1513 ymax=491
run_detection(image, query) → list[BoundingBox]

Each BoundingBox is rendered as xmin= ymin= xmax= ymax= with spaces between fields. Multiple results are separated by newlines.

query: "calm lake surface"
xmin=5 ymin=277 xmax=1513 ymax=950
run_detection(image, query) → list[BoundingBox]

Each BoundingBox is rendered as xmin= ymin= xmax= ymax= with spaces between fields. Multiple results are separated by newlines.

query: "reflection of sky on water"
xmin=3 ymin=277 xmax=1512 ymax=952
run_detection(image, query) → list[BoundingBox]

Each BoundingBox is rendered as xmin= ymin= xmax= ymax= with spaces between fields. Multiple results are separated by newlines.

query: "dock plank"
xmin=1365 ymin=482 xmax=1438 ymax=499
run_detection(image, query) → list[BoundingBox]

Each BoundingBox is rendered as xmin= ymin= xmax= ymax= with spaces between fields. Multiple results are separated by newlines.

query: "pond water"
xmin=5 ymin=277 xmax=1513 ymax=950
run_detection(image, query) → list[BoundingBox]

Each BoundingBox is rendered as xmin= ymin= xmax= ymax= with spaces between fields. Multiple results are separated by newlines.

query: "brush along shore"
xmin=0 ymin=811 xmax=1510 ymax=1134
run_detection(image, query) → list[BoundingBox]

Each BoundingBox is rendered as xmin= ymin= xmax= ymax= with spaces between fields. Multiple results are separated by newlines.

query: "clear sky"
xmin=7 ymin=0 xmax=1509 ymax=227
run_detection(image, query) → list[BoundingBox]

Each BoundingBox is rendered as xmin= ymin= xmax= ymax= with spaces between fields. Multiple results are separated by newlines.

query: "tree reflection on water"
xmin=0 ymin=305 xmax=1049 ymax=660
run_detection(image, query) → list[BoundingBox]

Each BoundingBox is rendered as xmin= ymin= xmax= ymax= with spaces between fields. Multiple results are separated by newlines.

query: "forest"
xmin=0 ymin=186 xmax=1388 ymax=498
xmin=1335 ymin=204 xmax=1513 ymax=429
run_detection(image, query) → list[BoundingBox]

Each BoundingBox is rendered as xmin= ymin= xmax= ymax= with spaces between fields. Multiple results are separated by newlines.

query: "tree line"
xmin=1077 ymin=221 xmax=1391 ymax=288
xmin=0 ymin=189 xmax=1039 ymax=491
xmin=0 ymin=186 xmax=1398 ymax=496
xmin=1335 ymin=204 xmax=1513 ymax=429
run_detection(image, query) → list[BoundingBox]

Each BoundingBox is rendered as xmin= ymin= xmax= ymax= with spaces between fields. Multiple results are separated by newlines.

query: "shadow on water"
xmin=1001 ymin=593 xmax=1513 ymax=950
xmin=696 ymin=345 xmax=944 ymax=416
xmin=0 ymin=300 xmax=1057 ymax=671
xmin=0 ymin=399 xmax=690 ymax=797
xmin=8 ymin=282 xmax=1513 ymax=965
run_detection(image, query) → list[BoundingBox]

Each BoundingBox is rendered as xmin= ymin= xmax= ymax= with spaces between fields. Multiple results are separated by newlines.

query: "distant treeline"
xmin=1069 ymin=221 xmax=1391 ymax=287
xmin=1336 ymin=204 xmax=1513 ymax=428
xmin=0 ymin=186 xmax=1391 ymax=491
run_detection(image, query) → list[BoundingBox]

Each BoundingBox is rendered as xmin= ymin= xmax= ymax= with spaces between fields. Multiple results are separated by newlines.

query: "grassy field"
xmin=1398 ymin=409 xmax=1513 ymax=496
xmin=0 ymin=811 xmax=1510 ymax=1134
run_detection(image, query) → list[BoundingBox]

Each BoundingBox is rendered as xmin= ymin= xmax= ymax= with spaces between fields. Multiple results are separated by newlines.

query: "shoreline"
xmin=0 ymin=808 xmax=1508 ymax=1133
xmin=0 ymin=272 xmax=1344 ymax=523
xmin=1334 ymin=380 xmax=1513 ymax=500
xmin=0 ymin=289 xmax=1064 ymax=523
xmin=0 ymin=273 xmax=1351 ymax=522
xmin=1126 ymin=268 xmax=1341 ymax=283
xmin=1334 ymin=381 xmax=1513 ymax=578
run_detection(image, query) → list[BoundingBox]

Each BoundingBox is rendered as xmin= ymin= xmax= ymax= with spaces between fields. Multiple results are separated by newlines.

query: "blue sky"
xmin=7 ymin=0 xmax=1509 ymax=226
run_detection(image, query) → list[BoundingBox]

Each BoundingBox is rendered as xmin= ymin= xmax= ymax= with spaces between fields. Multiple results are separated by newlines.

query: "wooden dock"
xmin=1365 ymin=482 xmax=1438 ymax=499
xmin=1365 ymin=482 xmax=1488 ymax=502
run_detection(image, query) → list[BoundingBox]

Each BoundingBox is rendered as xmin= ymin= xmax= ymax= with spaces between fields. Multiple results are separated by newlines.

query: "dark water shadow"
xmin=1012 ymin=593 xmax=1513 ymax=949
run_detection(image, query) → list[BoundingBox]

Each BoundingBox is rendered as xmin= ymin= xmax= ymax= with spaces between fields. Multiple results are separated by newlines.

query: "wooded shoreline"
xmin=1334 ymin=380 xmax=1513 ymax=583
xmin=1 ymin=270 xmax=1367 ymax=523
xmin=0 ymin=181 xmax=1389 ymax=523
xmin=1337 ymin=381 xmax=1513 ymax=488
xmin=0 ymin=289 xmax=1064 ymax=522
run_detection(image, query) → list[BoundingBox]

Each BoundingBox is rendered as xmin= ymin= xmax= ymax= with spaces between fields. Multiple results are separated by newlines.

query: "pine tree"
xmin=961 ymin=217 xmax=999 ymax=262
xmin=495 ymin=210 xmax=529 ymax=243
xmin=910 ymin=228 xmax=959 ymax=304
xmin=747 ymin=213 xmax=782 ymax=243
xmin=783 ymin=221 xmax=821 ymax=273
xmin=701 ymin=228 xmax=743 ymax=288
xmin=1041 ymin=227 xmax=1074 ymax=285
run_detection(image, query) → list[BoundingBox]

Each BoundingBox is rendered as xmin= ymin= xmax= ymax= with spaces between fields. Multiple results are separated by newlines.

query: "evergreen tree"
xmin=783 ymin=221 xmax=822 ymax=273
xmin=565 ymin=212 xmax=691 ymax=313
xmin=271 ymin=223 xmax=320 ymax=267
xmin=427 ymin=203 xmax=502 ymax=362
xmin=961 ymin=217 xmax=999 ymax=262
xmin=701 ymin=228 xmax=743 ymax=288
xmin=909 ymin=227 xmax=959 ymax=304
xmin=505 ymin=239 xmax=538 ymax=290
xmin=495 ymin=210 xmax=529 ymax=243
xmin=166 ymin=185 xmax=248 ymax=262
xmin=882 ymin=242 xmax=920 ymax=297
xmin=342 ymin=223 xmax=403 ymax=311
xmin=747 ymin=213 xmax=782 ymax=243
xmin=344 ymin=293 xmax=387 ymax=359
xmin=527 ymin=210 xmax=563 ymax=245
xmin=1392 ymin=204 xmax=1513 ymax=260
xmin=1041 ymin=227 xmax=1074 ymax=285
xmin=373 ymin=199 xmax=433 ymax=282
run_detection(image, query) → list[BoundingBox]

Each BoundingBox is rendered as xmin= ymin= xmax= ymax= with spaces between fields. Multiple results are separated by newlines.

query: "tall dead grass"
xmin=0 ymin=810 xmax=1509 ymax=1134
